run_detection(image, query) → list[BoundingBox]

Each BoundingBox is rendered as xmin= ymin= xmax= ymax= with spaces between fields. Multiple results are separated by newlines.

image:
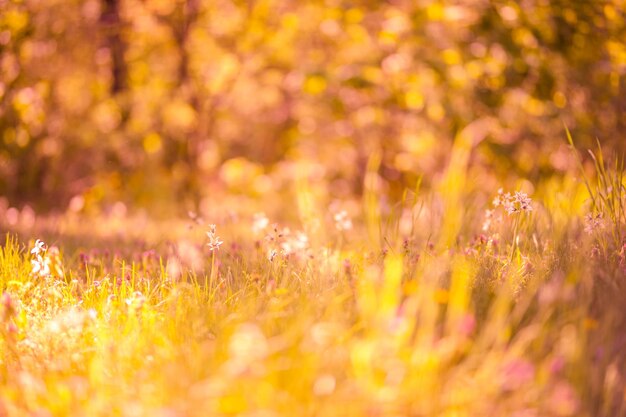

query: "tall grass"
xmin=0 ymin=147 xmax=625 ymax=417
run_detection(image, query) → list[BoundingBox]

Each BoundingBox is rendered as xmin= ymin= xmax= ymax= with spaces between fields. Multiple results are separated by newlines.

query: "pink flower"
xmin=583 ymin=212 xmax=604 ymax=234
xmin=492 ymin=189 xmax=533 ymax=215
xmin=501 ymin=359 xmax=535 ymax=391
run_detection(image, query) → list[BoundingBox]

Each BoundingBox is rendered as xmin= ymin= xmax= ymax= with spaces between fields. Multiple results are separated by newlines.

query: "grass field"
xmin=2 ymin=1 xmax=626 ymax=415
xmin=1 ymin=144 xmax=624 ymax=417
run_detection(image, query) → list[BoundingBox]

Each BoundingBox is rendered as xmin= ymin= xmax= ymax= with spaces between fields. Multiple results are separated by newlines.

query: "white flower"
xmin=482 ymin=209 xmax=495 ymax=232
xmin=30 ymin=239 xmax=52 ymax=277
xmin=31 ymin=239 xmax=46 ymax=256
xmin=206 ymin=225 xmax=224 ymax=251
xmin=280 ymin=241 xmax=294 ymax=256
xmin=207 ymin=237 xmax=223 ymax=251
xmin=492 ymin=188 xmax=504 ymax=207
xmin=31 ymin=256 xmax=51 ymax=277
xmin=333 ymin=210 xmax=353 ymax=231
xmin=281 ymin=232 xmax=308 ymax=256
xmin=252 ymin=213 xmax=270 ymax=234
xmin=265 ymin=225 xmax=290 ymax=243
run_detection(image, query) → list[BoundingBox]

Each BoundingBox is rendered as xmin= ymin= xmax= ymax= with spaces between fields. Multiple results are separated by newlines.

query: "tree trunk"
xmin=100 ymin=0 xmax=127 ymax=94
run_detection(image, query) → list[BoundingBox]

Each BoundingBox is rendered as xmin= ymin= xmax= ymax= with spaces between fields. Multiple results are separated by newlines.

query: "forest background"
xmin=1 ymin=0 xmax=625 ymax=216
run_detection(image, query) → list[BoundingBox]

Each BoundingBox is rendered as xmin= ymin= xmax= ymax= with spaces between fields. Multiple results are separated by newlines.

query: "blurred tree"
xmin=0 ymin=0 xmax=624 ymax=211
xmin=100 ymin=0 xmax=128 ymax=94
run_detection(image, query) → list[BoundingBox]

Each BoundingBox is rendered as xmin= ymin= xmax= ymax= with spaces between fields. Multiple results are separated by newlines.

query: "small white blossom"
xmin=492 ymin=188 xmax=505 ymax=207
xmin=206 ymin=224 xmax=224 ymax=251
xmin=31 ymin=239 xmax=46 ymax=256
xmin=333 ymin=210 xmax=353 ymax=231
xmin=252 ymin=212 xmax=270 ymax=234
xmin=482 ymin=209 xmax=497 ymax=232
xmin=31 ymin=256 xmax=51 ymax=277
xmin=30 ymin=239 xmax=51 ymax=278
xmin=265 ymin=225 xmax=290 ymax=243
xmin=281 ymin=232 xmax=309 ymax=256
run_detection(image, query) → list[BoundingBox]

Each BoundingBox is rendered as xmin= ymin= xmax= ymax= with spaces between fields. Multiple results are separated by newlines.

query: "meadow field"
xmin=1 ymin=0 xmax=626 ymax=416
xmin=1 ymin=142 xmax=625 ymax=416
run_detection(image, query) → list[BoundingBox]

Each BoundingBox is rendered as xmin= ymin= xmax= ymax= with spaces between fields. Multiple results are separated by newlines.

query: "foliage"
xmin=1 ymin=0 xmax=625 ymax=210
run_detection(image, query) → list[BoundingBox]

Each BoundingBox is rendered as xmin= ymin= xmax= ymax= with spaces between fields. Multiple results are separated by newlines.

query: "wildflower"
xmin=252 ymin=212 xmax=270 ymax=234
xmin=30 ymin=239 xmax=64 ymax=279
xmin=31 ymin=239 xmax=46 ymax=256
xmin=492 ymin=188 xmax=505 ymax=207
xmin=264 ymin=224 xmax=289 ymax=243
xmin=482 ymin=209 xmax=497 ymax=232
xmin=293 ymin=232 xmax=309 ymax=250
xmin=31 ymin=256 xmax=51 ymax=277
xmin=206 ymin=224 xmax=224 ymax=251
xmin=503 ymin=191 xmax=532 ymax=215
xmin=30 ymin=239 xmax=53 ymax=278
xmin=267 ymin=248 xmax=277 ymax=262
xmin=514 ymin=191 xmax=533 ymax=213
xmin=125 ymin=291 xmax=146 ymax=309
xmin=187 ymin=210 xmax=204 ymax=225
xmin=274 ymin=226 xmax=290 ymax=239
xmin=583 ymin=212 xmax=604 ymax=234
xmin=79 ymin=252 xmax=90 ymax=268
xmin=281 ymin=231 xmax=309 ymax=256
xmin=333 ymin=210 xmax=353 ymax=231
xmin=492 ymin=189 xmax=533 ymax=215
xmin=280 ymin=240 xmax=294 ymax=256
xmin=207 ymin=237 xmax=223 ymax=251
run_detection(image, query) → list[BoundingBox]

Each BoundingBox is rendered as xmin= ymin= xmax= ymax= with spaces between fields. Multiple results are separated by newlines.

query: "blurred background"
xmin=1 ymin=0 xmax=624 ymax=216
